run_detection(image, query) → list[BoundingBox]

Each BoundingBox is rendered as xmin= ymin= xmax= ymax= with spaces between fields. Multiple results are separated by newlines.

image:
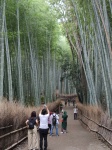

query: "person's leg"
xmin=48 ymin=124 xmax=51 ymax=133
xmin=28 ymin=129 xmax=33 ymax=149
xmin=64 ymin=122 xmax=67 ymax=133
xmin=39 ymin=129 xmax=43 ymax=150
xmin=74 ymin=113 xmax=75 ymax=120
xmin=50 ymin=125 xmax=54 ymax=135
xmin=61 ymin=122 xmax=64 ymax=133
xmin=75 ymin=113 xmax=77 ymax=119
xmin=44 ymin=133 xmax=48 ymax=150
xmin=55 ymin=124 xmax=59 ymax=136
xmin=76 ymin=113 xmax=77 ymax=119
xmin=33 ymin=126 xmax=39 ymax=149
xmin=66 ymin=122 xmax=67 ymax=133
xmin=49 ymin=124 xmax=51 ymax=132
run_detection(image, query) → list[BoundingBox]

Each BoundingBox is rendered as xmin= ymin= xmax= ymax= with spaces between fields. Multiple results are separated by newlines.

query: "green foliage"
xmin=41 ymin=96 xmax=45 ymax=104
xmin=4 ymin=0 xmax=60 ymax=57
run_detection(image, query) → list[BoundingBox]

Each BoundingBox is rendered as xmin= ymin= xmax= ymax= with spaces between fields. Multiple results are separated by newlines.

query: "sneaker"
xmin=60 ymin=132 xmax=63 ymax=133
xmin=49 ymin=134 xmax=52 ymax=136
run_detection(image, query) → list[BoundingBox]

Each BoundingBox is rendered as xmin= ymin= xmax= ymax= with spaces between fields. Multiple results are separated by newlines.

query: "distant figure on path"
xmin=74 ymin=105 xmax=78 ymax=120
xmin=50 ymin=111 xmax=59 ymax=136
xmin=61 ymin=108 xmax=64 ymax=114
xmin=61 ymin=111 xmax=68 ymax=133
xmin=25 ymin=111 xmax=39 ymax=150
xmin=68 ymin=99 xmax=70 ymax=106
xmin=72 ymin=99 xmax=75 ymax=106
xmin=39 ymin=105 xmax=50 ymax=150
xmin=65 ymin=100 xmax=67 ymax=107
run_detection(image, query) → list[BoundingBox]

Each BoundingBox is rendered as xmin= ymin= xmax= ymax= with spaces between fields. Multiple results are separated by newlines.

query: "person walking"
xmin=61 ymin=111 xmax=68 ymax=133
xmin=25 ymin=111 xmax=39 ymax=150
xmin=50 ymin=111 xmax=59 ymax=136
xmin=68 ymin=99 xmax=70 ymax=106
xmin=74 ymin=105 xmax=78 ymax=120
xmin=39 ymin=105 xmax=50 ymax=150
xmin=65 ymin=100 xmax=67 ymax=107
xmin=72 ymin=99 xmax=75 ymax=106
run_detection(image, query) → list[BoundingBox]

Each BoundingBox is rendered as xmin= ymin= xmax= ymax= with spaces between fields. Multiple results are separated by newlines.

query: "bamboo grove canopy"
xmin=0 ymin=0 xmax=112 ymax=116
xmin=48 ymin=0 xmax=112 ymax=116
xmin=0 ymin=0 xmax=75 ymax=105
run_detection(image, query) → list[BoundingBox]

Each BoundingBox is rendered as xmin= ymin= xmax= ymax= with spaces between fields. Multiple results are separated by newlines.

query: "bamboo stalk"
xmin=94 ymin=0 xmax=112 ymax=57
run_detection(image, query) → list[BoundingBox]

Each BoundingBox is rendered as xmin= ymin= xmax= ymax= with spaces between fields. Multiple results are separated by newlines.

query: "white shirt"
xmin=39 ymin=113 xmax=49 ymax=129
xmin=51 ymin=113 xmax=59 ymax=125
xmin=74 ymin=108 xmax=78 ymax=113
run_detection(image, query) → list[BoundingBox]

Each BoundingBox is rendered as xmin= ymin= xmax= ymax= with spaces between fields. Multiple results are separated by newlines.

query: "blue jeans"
xmin=50 ymin=124 xmax=58 ymax=136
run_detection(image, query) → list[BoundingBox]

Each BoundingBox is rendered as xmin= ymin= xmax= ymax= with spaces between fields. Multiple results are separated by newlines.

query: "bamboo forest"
xmin=0 ymin=0 xmax=112 ymax=116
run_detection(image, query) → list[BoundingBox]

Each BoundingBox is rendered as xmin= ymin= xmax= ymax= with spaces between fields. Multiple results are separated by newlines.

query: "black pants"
xmin=48 ymin=124 xmax=51 ymax=133
xmin=74 ymin=113 xmax=77 ymax=120
xmin=39 ymin=128 xmax=48 ymax=150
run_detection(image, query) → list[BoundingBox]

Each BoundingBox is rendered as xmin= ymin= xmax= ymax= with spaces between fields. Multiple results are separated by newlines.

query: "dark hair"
xmin=31 ymin=111 xmax=36 ymax=117
xmin=42 ymin=109 xmax=47 ymax=115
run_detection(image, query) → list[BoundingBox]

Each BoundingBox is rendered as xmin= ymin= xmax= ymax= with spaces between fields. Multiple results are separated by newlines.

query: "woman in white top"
xmin=39 ymin=105 xmax=50 ymax=150
xmin=74 ymin=106 xmax=78 ymax=120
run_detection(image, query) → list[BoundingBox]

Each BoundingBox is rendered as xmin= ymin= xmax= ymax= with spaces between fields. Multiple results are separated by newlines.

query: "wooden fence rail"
xmin=0 ymin=125 xmax=13 ymax=130
xmin=0 ymin=126 xmax=27 ymax=139
xmin=81 ymin=114 xmax=112 ymax=132
xmin=79 ymin=113 xmax=112 ymax=149
xmin=0 ymin=125 xmax=13 ymax=137
xmin=5 ymin=136 xmax=27 ymax=150
xmin=0 ymin=102 xmax=61 ymax=149
xmin=0 ymin=126 xmax=27 ymax=150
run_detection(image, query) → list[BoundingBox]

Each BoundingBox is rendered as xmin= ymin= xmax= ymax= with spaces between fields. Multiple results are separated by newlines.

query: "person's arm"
xmin=39 ymin=106 xmax=44 ymax=115
xmin=46 ymin=106 xmax=50 ymax=115
xmin=36 ymin=119 xmax=38 ymax=125
xmin=25 ymin=119 xmax=29 ymax=127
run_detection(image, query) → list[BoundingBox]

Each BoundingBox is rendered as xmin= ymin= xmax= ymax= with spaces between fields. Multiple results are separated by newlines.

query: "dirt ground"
xmin=14 ymin=104 xmax=110 ymax=150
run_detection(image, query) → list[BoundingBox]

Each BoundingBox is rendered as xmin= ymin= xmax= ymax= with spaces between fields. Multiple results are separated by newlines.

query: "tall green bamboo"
xmin=0 ymin=0 xmax=5 ymax=100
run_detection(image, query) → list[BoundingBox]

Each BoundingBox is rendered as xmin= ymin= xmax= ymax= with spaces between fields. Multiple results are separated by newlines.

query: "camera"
xmin=44 ymin=104 xmax=46 ymax=108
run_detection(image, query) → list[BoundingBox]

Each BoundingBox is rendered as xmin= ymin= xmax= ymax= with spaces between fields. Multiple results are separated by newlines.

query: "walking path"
xmin=14 ymin=105 xmax=110 ymax=150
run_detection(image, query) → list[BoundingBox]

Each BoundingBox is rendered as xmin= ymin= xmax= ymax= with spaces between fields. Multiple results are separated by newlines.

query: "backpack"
xmin=28 ymin=118 xmax=35 ymax=129
xmin=52 ymin=115 xmax=56 ymax=126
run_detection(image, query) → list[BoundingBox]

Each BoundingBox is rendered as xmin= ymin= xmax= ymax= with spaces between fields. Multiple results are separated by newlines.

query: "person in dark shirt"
xmin=25 ymin=111 xmax=39 ymax=150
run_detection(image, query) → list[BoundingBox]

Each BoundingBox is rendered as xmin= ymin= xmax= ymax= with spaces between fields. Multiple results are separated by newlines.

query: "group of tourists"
xmin=25 ymin=105 xmax=68 ymax=150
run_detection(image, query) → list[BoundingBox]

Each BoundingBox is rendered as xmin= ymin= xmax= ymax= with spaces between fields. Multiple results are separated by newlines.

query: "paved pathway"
xmin=14 ymin=105 xmax=110 ymax=150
